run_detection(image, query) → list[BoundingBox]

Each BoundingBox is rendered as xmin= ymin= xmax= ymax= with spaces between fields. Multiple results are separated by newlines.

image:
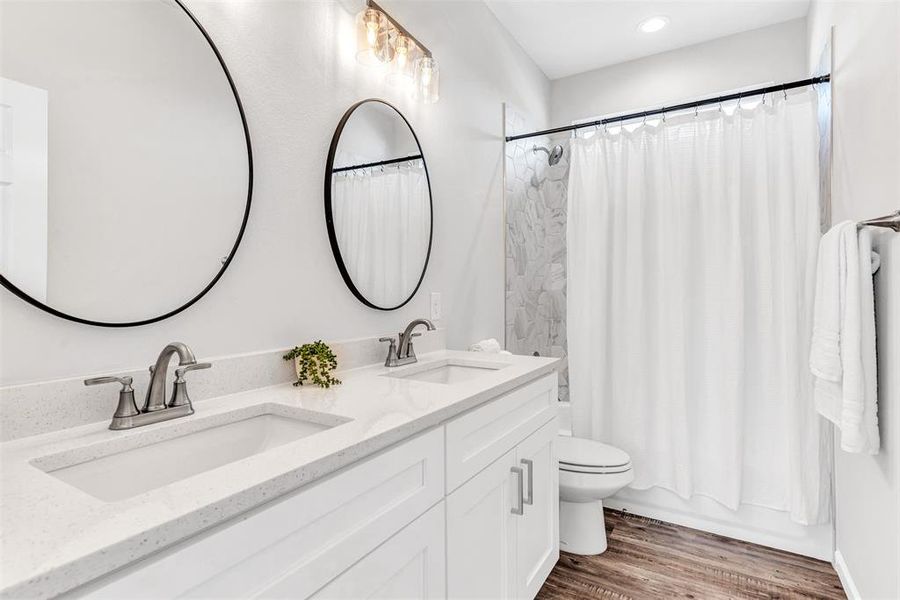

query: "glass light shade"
xmin=387 ymin=34 xmax=419 ymax=89
xmin=356 ymin=8 xmax=393 ymax=66
xmin=414 ymin=56 xmax=439 ymax=104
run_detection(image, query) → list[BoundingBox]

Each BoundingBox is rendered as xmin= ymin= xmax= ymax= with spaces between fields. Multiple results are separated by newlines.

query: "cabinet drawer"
xmin=299 ymin=501 xmax=446 ymax=599
xmin=79 ymin=427 xmax=445 ymax=599
xmin=445 ymin=373 xmax=557 ymax=493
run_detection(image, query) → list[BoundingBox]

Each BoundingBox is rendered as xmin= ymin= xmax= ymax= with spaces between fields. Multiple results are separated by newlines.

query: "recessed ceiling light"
xmin=638 ymin=15 xmax=669 ymax=33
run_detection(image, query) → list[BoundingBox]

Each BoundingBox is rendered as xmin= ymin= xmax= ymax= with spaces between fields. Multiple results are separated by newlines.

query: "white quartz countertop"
xmin=0 ymin=350 xmax=558 ymax=598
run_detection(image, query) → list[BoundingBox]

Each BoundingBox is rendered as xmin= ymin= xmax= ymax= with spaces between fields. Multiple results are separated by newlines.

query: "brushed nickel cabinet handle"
xmin=521 ymin=458 xmax=534 ymax=505
xmin=511 ymin=466 xmax=524 ymax=516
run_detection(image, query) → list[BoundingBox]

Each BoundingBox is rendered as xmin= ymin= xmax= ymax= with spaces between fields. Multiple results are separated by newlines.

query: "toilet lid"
xmin=557 ymin=436 xmax=631 ymax=470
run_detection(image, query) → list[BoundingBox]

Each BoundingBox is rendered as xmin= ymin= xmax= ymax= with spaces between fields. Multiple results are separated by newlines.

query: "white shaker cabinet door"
xmin=297 ymin=501 xmax=445 ymax=600
xmin=515 ymin=419 xmax=559 ymax=600
xmin=446 ymin=448 xmax=519 ymax=600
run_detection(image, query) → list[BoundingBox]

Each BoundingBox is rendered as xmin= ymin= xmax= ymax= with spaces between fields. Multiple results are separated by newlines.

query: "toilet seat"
xmin=560 ymin=463 xmax=632 ymax=474
xmin=557 ymin=436 xmax=632 ymax=474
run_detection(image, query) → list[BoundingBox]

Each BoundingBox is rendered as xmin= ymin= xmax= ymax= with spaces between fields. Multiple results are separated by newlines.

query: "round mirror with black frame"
xmin=0 ymin=0 xmax=252 ymax=327
xmin=325 ymin=99 xmax=433 ymax=311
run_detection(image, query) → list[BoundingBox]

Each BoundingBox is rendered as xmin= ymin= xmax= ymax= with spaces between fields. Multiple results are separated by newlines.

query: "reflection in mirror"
xmin=326 ymin=100 xmax=432 ymax=310
xmin=0 ymin=0 xmax=251 ymax=325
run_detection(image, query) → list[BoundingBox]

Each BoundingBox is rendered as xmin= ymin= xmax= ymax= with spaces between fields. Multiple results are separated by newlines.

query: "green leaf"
xmin=284 ymin=340 xmax=342 ymax=388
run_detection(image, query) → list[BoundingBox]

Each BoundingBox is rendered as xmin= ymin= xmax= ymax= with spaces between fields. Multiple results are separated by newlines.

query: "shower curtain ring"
xmin=694 ymin=104 xmax=699 ymax=118
xmin=782 ymin=85 xmax=788 ymax=101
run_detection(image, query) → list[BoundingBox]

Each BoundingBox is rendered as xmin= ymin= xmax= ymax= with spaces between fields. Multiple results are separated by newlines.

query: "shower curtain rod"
xmin=332 ymin=154 xmax=423 ymax=173
xmin=505 ymin=75 xmax=831 ymax=143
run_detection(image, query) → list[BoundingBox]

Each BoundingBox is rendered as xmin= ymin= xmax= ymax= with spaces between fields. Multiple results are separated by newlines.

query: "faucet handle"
xmin=168 ymin=363 xmax=210 ymax=410
xmin=84 ymin=375 xmax=140 ymax=423
xmin=174 ymin=362 xmax=212 ymax=381
xmin=379 ymin=337 xmax=399 ymax=366
xmin=85 ymin=375 xmax=133 ymax=389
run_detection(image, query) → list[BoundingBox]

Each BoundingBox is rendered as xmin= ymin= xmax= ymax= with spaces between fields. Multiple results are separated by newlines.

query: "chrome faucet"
xmin=85 ymin=342 xmax=211 ymax=430
xmin=379 ymin=318 xmax=436 ymax=367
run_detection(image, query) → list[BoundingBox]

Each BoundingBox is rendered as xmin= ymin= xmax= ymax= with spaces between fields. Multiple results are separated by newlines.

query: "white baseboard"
xmin=605 ymin=488 xmax=833 ymax=561
xmin=833 ymin=550 xmax=860 ymax=600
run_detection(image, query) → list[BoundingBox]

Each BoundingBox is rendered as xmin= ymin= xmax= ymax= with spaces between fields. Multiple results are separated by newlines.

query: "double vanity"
xmin=0 ymin=346 xmax=559 ymax=599
xmin=1 ymin=3 xmax=555 ymax=598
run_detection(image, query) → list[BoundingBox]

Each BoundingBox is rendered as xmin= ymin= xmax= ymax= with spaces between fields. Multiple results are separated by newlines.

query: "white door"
xmin=447 ymin=448 xmax=519 ymax=599
xmin=295 ymin=501 xmax=445 ymax=600
xmin=515 ymin=419 xmax=559 ymax=600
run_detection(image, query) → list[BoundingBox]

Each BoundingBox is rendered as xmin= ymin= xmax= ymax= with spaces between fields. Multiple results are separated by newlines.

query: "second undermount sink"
xmin=33 ymin=405 xmax=347 ymax=502
xmin=387 ymin=358 xmax=508 ymax=385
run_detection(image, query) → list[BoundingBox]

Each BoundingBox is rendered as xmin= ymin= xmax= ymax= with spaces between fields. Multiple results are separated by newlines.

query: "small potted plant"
xmin=283 ymin=340 xmax=341 ymax=388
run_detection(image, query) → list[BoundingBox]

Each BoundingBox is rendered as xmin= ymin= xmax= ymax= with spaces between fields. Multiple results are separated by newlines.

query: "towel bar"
xmin=858 ymin=210 xmax=900 ymax=232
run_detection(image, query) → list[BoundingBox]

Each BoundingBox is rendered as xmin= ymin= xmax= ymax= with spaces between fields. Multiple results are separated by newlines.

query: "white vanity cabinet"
xmin=75 ymin=372 xmax=558 ymax=600
xmin=77 ymin=428 xmax=446 ymax=599
xmin=446 ymin=374 xmax=559 ymax=600
xmin=290 ymin=502 xmax=446 ymax=600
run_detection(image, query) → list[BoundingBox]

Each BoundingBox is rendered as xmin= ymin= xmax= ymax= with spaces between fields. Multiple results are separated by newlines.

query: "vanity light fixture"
xmin=415 ymin=56 xmax=439 ymax=104
xmin=387 ymin=33 xmax=418 ymax=88
xmin=637 ymin=15 xmax=669 ymax=33
xmin=355 ymin=7 xmax=392 ymax=65
xmin=355 ymin=0 xmax=439 ymax=103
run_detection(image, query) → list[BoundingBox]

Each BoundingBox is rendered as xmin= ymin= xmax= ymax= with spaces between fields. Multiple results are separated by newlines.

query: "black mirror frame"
xmin=324 ymin=99 xmax=434 ymax=311
xmin=0 ymin=0 xmax=253 ymax=328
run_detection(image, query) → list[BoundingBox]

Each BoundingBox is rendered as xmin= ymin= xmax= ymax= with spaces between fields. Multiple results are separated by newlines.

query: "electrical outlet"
xmin=430 ymin=292 xmax=442 ymax=321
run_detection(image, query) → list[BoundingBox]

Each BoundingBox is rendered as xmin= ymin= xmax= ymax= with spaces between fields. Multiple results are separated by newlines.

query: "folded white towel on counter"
xmin=810 ymin=221 xmax=879 ymax=454
xmin=468 ymin=338 xmax=511 ymax=355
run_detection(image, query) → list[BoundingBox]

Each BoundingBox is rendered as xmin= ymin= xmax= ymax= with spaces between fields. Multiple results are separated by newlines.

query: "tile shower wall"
xmin=504 ymin=107 xmax=569 ymax=401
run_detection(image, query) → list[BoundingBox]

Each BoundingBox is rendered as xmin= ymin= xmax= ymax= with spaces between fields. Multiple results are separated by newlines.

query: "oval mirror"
xmin=325 ymin=100 xmax=432 ymax=310
xmin=0 ymin=0 xmax=252 ymax=326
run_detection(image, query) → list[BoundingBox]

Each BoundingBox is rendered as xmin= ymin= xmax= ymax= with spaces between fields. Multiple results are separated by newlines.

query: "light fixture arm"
xmin=366 ymin=0 xmax=433 ymax=58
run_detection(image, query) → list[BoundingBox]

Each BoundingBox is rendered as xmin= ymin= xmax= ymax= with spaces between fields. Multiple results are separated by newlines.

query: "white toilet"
xmin=557 ymin=435 xmax=634 ymax=555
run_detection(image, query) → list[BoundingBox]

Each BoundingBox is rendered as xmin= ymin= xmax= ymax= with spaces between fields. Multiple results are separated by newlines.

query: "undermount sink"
xmin=387 ymin=359 xmax=507 ymax=385
xmin=34 ymin=405 xmax=346 ymax=502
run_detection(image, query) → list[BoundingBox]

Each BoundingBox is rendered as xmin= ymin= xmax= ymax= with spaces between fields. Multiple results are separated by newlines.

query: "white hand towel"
xmin=810 ymin=223 xmax=845 ymax=385
xmin=810 ymin=222 xmax=879 ymax=454
xmin=849 ymin=227 xmax=879 ymax=453
xmin=469 ymin=338 xmax=502 ymax=353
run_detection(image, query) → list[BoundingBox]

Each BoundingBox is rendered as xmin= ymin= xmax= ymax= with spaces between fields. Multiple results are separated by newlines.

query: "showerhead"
xmin=533 ymin=144 xmax=564 ymax=166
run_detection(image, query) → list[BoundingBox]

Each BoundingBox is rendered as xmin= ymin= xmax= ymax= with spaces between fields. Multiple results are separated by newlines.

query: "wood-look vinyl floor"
xmin=537 ymin=510 xmax=845 ymax=600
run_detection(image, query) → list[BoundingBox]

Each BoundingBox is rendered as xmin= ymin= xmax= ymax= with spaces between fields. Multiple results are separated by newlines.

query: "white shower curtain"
xmin=567 ymin=90 xmax=831 ymax=524
xmin=332 ymin=164 xmax=430 ymax=307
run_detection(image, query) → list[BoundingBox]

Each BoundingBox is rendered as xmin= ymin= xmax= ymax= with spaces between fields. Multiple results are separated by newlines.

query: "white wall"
xmin=551 ymin=18 xmax=808 ymax=125
xmin=808 ymin=2 xmax=900 ymax=598
xmin=0 ymin=0 xmax=550 ymax=385
xmin=550 ymin=17 xmax=838 ymax=561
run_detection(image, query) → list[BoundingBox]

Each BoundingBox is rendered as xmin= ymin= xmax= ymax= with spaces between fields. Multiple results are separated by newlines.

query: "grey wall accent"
xmin=504 ymin=107 xmax=569 ymax=401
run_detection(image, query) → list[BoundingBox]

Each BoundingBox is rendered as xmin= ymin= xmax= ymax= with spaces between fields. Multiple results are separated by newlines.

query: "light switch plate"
xmin=430 ymin=292 xmax=442 ymax=321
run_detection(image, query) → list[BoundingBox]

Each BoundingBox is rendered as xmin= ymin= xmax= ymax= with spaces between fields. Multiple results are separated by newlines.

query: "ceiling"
xmin=485 ymin=1 xmax=810 ymax=80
